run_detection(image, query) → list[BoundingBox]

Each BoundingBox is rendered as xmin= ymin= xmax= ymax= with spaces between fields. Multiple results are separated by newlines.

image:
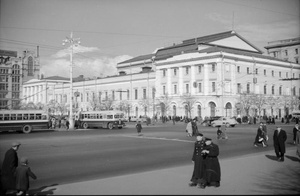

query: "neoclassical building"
xmin=22 ymin=31 xmax=300 ymax=118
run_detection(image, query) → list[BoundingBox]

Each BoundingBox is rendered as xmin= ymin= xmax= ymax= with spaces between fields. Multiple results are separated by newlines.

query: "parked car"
xmin=201 ymin=116 xmax=222 ymax=127
xmin=211 ymin=117 xmax=238 ymax=127
xmin=129 ymin=116 xmax=147 ymax=122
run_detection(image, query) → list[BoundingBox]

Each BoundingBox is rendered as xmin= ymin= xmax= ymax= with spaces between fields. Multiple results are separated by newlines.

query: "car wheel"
xmin=231 ymin=125 xmax=235 ymax=127
xmin=212 ymin=123 xmax=216 ymax=127
xmin=225 ymin=123 xmax=230 ymax=127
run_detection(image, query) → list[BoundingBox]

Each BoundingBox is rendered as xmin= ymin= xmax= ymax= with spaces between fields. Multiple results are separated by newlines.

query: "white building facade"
xmin=22 ymin=31 xmax=300 ymax=119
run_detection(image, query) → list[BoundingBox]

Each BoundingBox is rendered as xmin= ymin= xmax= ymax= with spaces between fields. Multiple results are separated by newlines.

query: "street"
xmin=0 ymin=121 xmax=296 ymax=191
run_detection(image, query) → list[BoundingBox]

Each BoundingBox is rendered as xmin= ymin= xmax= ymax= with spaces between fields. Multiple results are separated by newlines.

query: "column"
xmin=155 ymin=69 xmax=161 ymax=97
xmin=178 ymin=67 xmax=183 ymax=95
xmin=190 ymin=65 xmax=196 ymax=95
xmin=203 ymin=64 xmax=209 ymax=95
xmin=167 ymin=68 xmax=172 ymax=94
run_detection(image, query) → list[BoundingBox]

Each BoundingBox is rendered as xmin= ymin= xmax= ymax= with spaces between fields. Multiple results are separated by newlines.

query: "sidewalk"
xmin=40 ymin=148 xmax=300 ymax=195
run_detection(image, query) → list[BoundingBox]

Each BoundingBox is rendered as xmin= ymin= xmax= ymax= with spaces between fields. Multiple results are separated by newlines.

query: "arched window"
xmin=135 ymin=106 xmax=138 ymax=117
xmin=209 ymin=102 xmax=216 ymax=117
xmin=173 ymin=105 xmax=176 ymax=116
xmin=197 ymin=105 xmax=201 ymax=118
xmin=225 ymin=102 xmax=232 ymax=117
xmin=28 ymin=56 xmax=34 ymax=76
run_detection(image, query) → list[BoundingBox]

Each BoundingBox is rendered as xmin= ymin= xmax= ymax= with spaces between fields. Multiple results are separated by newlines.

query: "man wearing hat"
xmin=189 ymin=133 xmax=205 ymax=187
xmin=1 ymin=142 xmax=21 ymax=195
xmin=199 ymin=138 xmax=221 ymax=189
xmin=273 ymin=126 xmax=287 ymax=162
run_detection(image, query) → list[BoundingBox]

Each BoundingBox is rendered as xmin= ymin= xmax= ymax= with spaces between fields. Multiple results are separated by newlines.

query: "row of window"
xmin=272 ymin=48 xmax=299 ymax=57
xmin=81 ymin=113 xmax=123 ymax=119
xmin=161 ymin=64 xmax=299 ymax=79
xmin=0 ymin=113 xmax=47 ymax=121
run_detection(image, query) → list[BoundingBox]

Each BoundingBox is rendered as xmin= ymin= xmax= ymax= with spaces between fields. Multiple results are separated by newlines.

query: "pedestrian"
xmin=15 ymin=157 xmax=37 ymax=196
xmin=191 ymin=119 xmax=198 ymax=136
xmin=1 ymin=142 xmax=21 ymax=195
xmin=293 ymin=124 xmax=299 ymax=145
xmin=136 ymin=120 xmax=143 ymax=136
xmin=189 ymin=133 xmax=205 ymax=187
xmin=253 ymin=122 xmax=267 ymax=147
xmin=273 ymin=126 xmax=287 ymax=162
xmin=66 ymin=119 xmax=70 ymax=130
xmin=262 ymin=122 xmax=268 ymax=146
xmin=199 ymin=138 xmax=221 ymax=189
xmin=296 ymin=126 xmax=300 ymax=158
xmin=217 ymin=125 xmax=228 ymax=140
xmin=186 ymin=119 xmax=193 ymax=137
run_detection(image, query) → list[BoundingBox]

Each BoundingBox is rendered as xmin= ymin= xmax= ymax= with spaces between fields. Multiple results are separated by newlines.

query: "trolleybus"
xmin=76 ymin=110 xmax=126 ymax=129
xmin=0 ymin=110 xmax=50 ymax=133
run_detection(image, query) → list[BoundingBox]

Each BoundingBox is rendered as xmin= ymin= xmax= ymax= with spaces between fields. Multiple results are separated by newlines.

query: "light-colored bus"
xmin=76 ymin=110 xmax=126 ymax=130
xmin=0 ymin=110 xmax=50 ymax=133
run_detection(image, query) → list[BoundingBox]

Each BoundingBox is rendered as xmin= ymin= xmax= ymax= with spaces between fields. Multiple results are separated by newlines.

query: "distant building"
xmin=22 ymin=31 xmax=300 ymax=118
xmin=0 ymin=49 xmax=40 ymax=109
xmin=265 ymin=37 xmax=300 ymax=64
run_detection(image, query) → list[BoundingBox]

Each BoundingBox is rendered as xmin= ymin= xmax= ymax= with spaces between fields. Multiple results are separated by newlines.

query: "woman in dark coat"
xmin=273 ymin=126 xmax=287 ymax=162
xmin=189 ymin=133 xmax=205 ymax=187
xmin=199 ymin=138 xmax=221 ymax=189
xmin=1 ymin=142 xmax=21 ymax=194
xmin=136 ymin=120 xmax=143 ymax=136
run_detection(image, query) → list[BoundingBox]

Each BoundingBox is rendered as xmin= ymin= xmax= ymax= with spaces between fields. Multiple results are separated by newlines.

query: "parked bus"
xmin=76 ymin=110 xmax=126 ymax=130
xmin=0 ymin=110 xmax=50 ymax=133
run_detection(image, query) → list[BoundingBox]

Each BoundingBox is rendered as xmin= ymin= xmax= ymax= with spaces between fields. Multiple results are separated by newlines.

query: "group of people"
xmin=189 ymin=133 xmax=221 ymax=189
xmin=1 ymin=142 xmax=37 ymax=195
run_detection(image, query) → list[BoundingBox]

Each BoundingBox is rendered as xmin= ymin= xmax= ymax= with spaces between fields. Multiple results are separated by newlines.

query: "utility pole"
xmin=62 ymin=32 xmax=80 ymax=130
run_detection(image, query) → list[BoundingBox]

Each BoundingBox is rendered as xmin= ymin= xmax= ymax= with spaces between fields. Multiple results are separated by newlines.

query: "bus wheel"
xmin=82 ymin=122 xmax=88 ymax=129
xmin=22 ymin=125 xmax=32 ymax=134
xmin=118 ymin=126 xmax=123 ymax=129
xmin=107 ymin=123 xmax=113 ymax=130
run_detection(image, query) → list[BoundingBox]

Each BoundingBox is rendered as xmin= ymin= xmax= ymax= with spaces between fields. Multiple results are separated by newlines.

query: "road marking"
xmin=121 ymin=135 xmax=194 ymax=143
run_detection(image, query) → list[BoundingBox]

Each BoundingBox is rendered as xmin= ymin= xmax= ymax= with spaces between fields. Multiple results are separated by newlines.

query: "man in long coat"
xmin=273 ymin=126 xmax=287 ymax=162
xmin=189 ymin=133 xmax=205 ymax=187
xmin=1 ymin=142 xmax=21 ymax=195
xmin=199 ymin=138 xmax=221 ymax=189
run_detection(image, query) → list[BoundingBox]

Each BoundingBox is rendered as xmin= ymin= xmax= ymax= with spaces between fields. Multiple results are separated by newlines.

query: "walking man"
xmin=1 ymin=142 xmax=21 ymax=195
xmin=273 ymin=126 xmax=287 ymax=162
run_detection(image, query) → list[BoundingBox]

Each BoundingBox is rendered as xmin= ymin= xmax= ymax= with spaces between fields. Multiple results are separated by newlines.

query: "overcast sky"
xmin=0 ymin=0 xmax=299 ymax=78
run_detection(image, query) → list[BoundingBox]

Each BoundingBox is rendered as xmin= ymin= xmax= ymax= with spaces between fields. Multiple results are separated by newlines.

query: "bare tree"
xmin=101 ymin=95 xmax=115 ymax=110
xmin=119 ymin=100 xmax=132 ymax=116
xmin=180 ymin=93 xmax=198 ymax=118
xmin=156 ymin=93 xmax=172 ymax=117
xmin=46 ymin=99 xmax=68 ymax=118
xmin=252 ymin=94 xmax=268 ymax=118
xmin=138 ymin=98 xmax=152 ymax=117
xmin=89 ymin=93 xmax=101 ymax=111
xmin=237 ymin=93 xmax=254 ymax=116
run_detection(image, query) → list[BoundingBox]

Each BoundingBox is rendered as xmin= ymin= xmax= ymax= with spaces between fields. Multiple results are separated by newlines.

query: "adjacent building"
xmin=22 ymin=31 xmax=300 ymax=119
xmin=265 ymin=37 xmax=300 ymax=64
xmin=0 ymin=49 xmax=40 ymax=109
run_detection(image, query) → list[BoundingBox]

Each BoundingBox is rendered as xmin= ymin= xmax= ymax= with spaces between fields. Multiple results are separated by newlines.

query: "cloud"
xmin=40 ymin=46 xmax=132 ymax=78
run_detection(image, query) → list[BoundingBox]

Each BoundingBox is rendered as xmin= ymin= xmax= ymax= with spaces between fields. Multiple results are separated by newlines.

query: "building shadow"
xmin=29 ymin=184 xmax=58 ymax=195
xmin=252 ymin=165 xmax=300 ymax=195
xmin=265 ymin=154 xmax=278 ymax=161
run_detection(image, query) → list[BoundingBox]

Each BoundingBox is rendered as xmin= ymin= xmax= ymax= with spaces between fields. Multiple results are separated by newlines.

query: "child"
xmin=217 ymin=125 xmax=228 ymax=140
xmin=15 ymin=157 xmax=37 ymax=196
xmin=136 ymin=120 xmax=143 ymax=136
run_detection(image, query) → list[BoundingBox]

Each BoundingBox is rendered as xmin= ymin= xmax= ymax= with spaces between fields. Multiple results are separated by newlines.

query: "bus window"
xmin=4 ymin=114 xmax=9 ymax=120
xmin=36 ymin=114 xmax=42 ymax=120
xmin=114 ymin=114 xmax=120 ymax=118
xmin=107 ymin=115 xmax=113 ymax=119
xmin=41 ymin=115 xmax=47 ymax=120
xmin=11 ymin=114 xmax=16 ymax=120
xmin=0 ymin=114 xmax=3 ymax=120
xmin=29 ymin=114 xmax=35 ymax=120
xmin=23 ymin=114 xmax=28 ymax=120
xmin=17 ymin=114 xmax=22 ymax=120
xmin=99 ymin=115 xmax=103 ymax=119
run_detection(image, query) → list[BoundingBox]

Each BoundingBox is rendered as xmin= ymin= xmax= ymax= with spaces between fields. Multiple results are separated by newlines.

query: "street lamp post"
xmin=62 ymin=32 xmax=80 ymax=130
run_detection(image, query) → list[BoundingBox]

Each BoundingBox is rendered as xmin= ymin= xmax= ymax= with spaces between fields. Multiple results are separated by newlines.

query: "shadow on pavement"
xmin=285 ymin=155 xmax=300 ymax=162
xmin=253 ymin=165 xmax=300 ymax=195
xmin=30 ymin=184 xmax=58 ymax=195
xmin=265 ymin=154 xmax=278 ymax=161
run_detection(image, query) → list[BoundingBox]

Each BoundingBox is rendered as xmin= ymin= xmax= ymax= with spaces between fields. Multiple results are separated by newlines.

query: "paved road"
xmin=0 ymin=121 xmax=296 ymax=191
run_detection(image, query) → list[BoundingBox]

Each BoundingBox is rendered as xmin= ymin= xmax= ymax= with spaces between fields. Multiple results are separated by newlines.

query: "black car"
xmin=201 ymin=116 xmax=222 ymax=127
